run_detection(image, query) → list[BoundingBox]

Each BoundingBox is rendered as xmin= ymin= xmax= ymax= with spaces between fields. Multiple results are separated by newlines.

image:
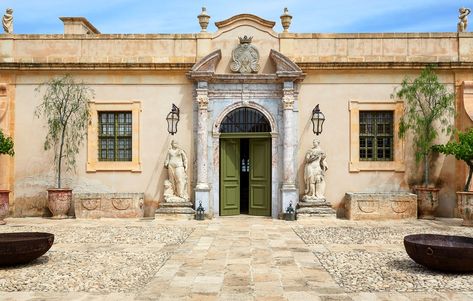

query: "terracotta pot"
xmin=414 ymin=187 xmax=439 ymax=219
xmin=47 ymin=188 xmax=72 ymax=219
xmin=456 ymin=192 xmax=473 ymax=227
xmin=0 ymin=190 xmax=9 ymax=225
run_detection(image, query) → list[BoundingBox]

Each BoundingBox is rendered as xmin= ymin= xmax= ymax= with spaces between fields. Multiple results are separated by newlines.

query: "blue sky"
xmin=1 ymin=0 xmax=471 ymax=34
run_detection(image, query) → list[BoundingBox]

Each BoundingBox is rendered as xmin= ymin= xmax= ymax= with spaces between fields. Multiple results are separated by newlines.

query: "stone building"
xmin=0 ymin=11 xmax=472 ymax=219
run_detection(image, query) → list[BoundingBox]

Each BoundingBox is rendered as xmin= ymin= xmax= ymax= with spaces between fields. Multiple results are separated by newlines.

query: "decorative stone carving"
xmin=345 ymin=192 xmax=417 ymax=220
xmin=282 ymin=93 xmax=294 ymax=110
xmin=2 ymin=8 xmax=12 ymax=34
xmin=458 ymin=7 xmax=471 ymax=32
xmin=230 ymin=36 xmax=260 ymax=74
xmin=280 ymin=8 xmax=292 ymax=32
xmin=197 ymin=7 xmax=210 ymax=32
xmin=164 ymin=140 xmax=189 ymax=202
xmin=197 ymin=94 xmax=209 ymax=110
xmin=303 ymin=139 xmax=328 ymax=201
xmin=74 ymin=193 xmax=144 ymax=219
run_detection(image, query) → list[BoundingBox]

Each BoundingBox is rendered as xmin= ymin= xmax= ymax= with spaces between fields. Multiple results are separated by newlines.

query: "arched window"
xmin=220 ymin=107 xmax=271 ymax=133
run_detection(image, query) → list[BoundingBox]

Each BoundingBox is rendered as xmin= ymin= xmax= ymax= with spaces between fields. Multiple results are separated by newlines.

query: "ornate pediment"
xmin=188 ymin=49 xmax=222 ymax=81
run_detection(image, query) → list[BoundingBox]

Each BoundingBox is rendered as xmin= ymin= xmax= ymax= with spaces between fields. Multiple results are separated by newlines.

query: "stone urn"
xmin=280 ymin=8 xmax=293 ymax=33
xmin=414 ymin=187 xmax=439 ymax=219
xmin=47 ymin=188 xmax=72 ymax=219
xmin=456 ymin=192 xmax=473 ymax=227
xmin=0 ymin=190 xmax=9 ymax=225
xmin=197 ymin=7 xmax=210 ymax=32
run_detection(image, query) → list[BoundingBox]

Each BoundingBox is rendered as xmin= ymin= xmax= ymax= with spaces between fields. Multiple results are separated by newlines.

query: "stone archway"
xmin=188 ymin=48 xmax=305 ymax=218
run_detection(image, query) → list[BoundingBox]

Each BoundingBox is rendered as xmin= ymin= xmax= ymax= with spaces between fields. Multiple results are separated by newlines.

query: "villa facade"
xmin=1 ymin=12 xmax=473 ymax=218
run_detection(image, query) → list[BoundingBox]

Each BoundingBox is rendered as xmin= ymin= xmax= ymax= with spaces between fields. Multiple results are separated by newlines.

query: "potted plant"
xmin=0 ymin=128 xmax=14 ymax=224
xmin=35 ymin=75 xmax=93 ymax=219
xmin=433 ymin=129 xmax=473 ymax=226
xmin=395 ymin=66 xmax=455 ymax=219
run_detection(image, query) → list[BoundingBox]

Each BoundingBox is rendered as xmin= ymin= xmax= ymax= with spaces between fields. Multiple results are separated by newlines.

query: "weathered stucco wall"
xmin=11 ymin=71 xmax=193 ymax=217
xmin=1 ymin=14 xmax=472 ymax=218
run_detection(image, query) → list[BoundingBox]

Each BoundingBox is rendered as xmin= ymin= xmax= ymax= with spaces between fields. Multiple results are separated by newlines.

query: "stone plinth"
xmin=155 ymin=201 xmax=195 ymax=220
xmin=344 ymin=192 xmax=417 ymax=221
xmin=296 ymin=197 xmax=336 ymax=219
xmin=74 ymin=193 xmax=144 ymax=219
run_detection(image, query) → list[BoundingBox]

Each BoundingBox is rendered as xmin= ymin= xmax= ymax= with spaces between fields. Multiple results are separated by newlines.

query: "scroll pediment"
xmin=269 ymin=49 xmax=303 ymax=77
xmin=214 ymin=14 xmax=277 ymax=38
xmin=188 ymin=50 xmax=222 ymax=79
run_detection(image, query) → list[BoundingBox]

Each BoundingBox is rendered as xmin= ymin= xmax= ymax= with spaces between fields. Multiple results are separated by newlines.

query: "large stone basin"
xmin=0 ymin=232 xmax=54 ymax=266
xmin=404 ymin=234 xmax=473 ymax=273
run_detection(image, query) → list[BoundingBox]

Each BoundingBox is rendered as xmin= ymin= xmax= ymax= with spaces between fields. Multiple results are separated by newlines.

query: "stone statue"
xmin=458 ymin=7 xmax=471 ymax=32
xmin=2 ymin=8 xmax=13 ymax=34
xmin=164 ymin=140 xmax=189 ymax=202
xmin=303 ymin=139 xmax=328 ymax=200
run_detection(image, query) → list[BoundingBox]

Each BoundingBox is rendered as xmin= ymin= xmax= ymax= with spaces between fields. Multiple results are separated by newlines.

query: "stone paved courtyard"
xmin=0 ymin=217 xmax=472 ymax=300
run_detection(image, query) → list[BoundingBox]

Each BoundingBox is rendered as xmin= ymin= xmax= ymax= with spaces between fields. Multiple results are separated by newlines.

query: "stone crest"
xmin=230 ymin=36 xmax=260 ymax=74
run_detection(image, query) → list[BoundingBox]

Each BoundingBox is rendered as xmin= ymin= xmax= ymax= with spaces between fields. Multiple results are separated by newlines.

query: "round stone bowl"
xmin=404 ymin=234 xmax=473 ymax=273
xmin=0 ymin=232 xmax=54 ymax=266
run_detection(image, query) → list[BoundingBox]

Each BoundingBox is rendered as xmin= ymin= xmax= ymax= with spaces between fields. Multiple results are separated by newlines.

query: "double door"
xmin=220 ymin=137 xmax=271 ymax=216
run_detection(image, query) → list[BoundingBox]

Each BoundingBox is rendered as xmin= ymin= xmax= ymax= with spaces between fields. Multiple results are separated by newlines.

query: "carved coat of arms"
xmin=230 ymin=36 xmax=260 ymax=74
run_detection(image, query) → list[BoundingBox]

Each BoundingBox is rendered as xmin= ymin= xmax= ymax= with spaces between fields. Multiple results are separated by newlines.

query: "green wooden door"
xmin=249 ymin=138 xmax=271 ymax=216
xmin=220 ymin=139 xmax=240 ymax=216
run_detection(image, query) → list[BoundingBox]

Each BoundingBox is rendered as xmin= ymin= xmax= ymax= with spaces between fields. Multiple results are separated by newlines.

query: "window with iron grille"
xmin=98 ymin=112 xmax=132 ymax=161
xmin=359 ymin=111 xmax=393 ymax=161
xmin=220 ymin=107 xmax=271 ymax=133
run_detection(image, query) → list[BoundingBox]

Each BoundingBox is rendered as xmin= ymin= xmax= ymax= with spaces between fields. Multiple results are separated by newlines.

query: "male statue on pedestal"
xmin=163 ymin=140 xmax=189 ymax=202
xmin=303 ymin=139 xmax=328 ymax=201
xmin=2 ymin=8 xmax=13 ymax=34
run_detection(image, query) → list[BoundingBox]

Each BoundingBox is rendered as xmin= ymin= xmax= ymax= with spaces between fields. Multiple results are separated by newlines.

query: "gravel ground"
xmin=0 ymin=221 xmax=194 ymax=293
xmin=293 ymin=220 xmax=473 ymax=293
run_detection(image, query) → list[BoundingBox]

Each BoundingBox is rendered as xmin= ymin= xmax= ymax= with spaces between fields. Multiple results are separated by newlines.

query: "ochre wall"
xmin=11 ymin=71 xmax=193 ymax=217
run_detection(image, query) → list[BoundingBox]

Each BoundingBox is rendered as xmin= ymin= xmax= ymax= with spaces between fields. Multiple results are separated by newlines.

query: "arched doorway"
xmin=219 ymin=107 xmax=271 ymax=216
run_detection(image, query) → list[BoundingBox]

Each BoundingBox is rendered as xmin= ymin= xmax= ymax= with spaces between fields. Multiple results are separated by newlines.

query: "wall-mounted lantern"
xmin=311 ymin=104 xmax=325 ymax=135
xmin=195 ymin=201 xmax=205 ymax=220
xmin=166 ymin=104 xmax=180 ymax=135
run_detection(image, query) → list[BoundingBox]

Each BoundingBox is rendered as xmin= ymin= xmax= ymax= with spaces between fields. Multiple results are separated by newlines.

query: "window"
xmin=98 ymin=112 xmax=132 ymax=161
xmin=359 ymin=111 xmax=393 ymax=161
xmin=87 ymin=101 xmax=141 ymax=172
xmin=349 ymin=100 xmax=404 ymax=172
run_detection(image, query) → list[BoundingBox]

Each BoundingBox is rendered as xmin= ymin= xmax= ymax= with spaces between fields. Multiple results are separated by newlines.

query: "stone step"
xmin=159 ymin=202 xmax=193 ymax=208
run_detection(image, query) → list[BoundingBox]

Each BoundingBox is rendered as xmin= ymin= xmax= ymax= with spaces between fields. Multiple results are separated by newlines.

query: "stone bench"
xmin=74 ymin=193 xmax=144 ymax=219
xmin=344 ymin=192 xmax=417 ymax=220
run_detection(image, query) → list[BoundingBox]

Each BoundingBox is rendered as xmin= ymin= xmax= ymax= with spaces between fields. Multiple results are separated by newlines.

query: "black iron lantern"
xmin=166 ymin=104 xmax=180 ymax=135
xmin=311 ymin=104 xmax=325 ymax=135
xmin=195 ymin=201 xmax=205 ymax=220
xmin=284 ymin=201 xmax=296 ymax=221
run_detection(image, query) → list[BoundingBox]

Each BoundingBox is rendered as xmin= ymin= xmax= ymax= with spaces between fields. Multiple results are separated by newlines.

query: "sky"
xmin=1 ymin=0 xmax=471 ymax=34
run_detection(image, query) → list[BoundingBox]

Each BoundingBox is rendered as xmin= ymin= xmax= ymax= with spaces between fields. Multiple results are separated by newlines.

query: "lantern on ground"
xmin=311 ymin=104 xmax=325 ymax=135
xmin=285 ymin=201 xmax=295 ymax=221
xmin=166 ymin=104 xmax=180 ymax=135
xmin=196 ymin=201 xmax=205 ymax=220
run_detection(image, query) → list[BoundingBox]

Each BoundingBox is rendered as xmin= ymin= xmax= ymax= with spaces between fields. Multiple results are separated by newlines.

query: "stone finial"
xmin=280 ymin=7 xmax=292 ymax=33
xmin=458 ymin=7 xmax=471 ymax=32
xmin=197 ymin=7 xmax=211 ymax=32
xmin=2 ymin=8 xmax=13 ymax=34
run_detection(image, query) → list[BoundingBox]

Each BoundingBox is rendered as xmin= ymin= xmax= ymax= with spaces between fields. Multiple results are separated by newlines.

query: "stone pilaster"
xmin=281 ymin=81 xmax=297 ymax=215
xmin=195 ymin=81 xmax=211 ymax=216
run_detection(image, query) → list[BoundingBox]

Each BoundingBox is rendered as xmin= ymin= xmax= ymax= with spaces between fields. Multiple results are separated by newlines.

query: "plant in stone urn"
xmin=433 ymin=128 xmax=473 ymax=226
xmin=35 ymin=75 xmax=93 ymax=219
xmin=0 ymin=128 xmax=14 ymax=224
xmin=395 ymin=66 xmax=455 ymax=219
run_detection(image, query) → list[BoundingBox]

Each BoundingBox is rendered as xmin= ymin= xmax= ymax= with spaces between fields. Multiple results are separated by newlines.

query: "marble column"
xmin=194 ymin=81 xmax=211 ymax=216
xmin=281 ymin=81 xmax=298 ymax=216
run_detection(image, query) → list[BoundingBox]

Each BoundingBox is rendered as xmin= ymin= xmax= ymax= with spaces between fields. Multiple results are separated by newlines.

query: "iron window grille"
xmin=98 ymin=111 xmax=132 ymax=161
xmin=220 ymin=107 xmax=271 ymax=133
xmin=359 ymin=111 xmax=394 ymax=161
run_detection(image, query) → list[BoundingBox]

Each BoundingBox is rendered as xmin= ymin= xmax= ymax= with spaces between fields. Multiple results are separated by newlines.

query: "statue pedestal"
xmin=155 ymin=201 xmax=195 ymax=220
xmin=296 ymin=196 xmax=335 ymax=220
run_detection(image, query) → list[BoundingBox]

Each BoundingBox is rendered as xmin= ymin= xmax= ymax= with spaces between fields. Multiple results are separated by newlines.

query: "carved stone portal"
xmin=230 ymin=36 xmax=260 ymax=74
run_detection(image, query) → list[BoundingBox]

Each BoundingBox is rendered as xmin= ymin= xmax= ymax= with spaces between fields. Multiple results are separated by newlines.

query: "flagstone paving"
xmin=0 ymin=216 xmax=472 ymax=300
